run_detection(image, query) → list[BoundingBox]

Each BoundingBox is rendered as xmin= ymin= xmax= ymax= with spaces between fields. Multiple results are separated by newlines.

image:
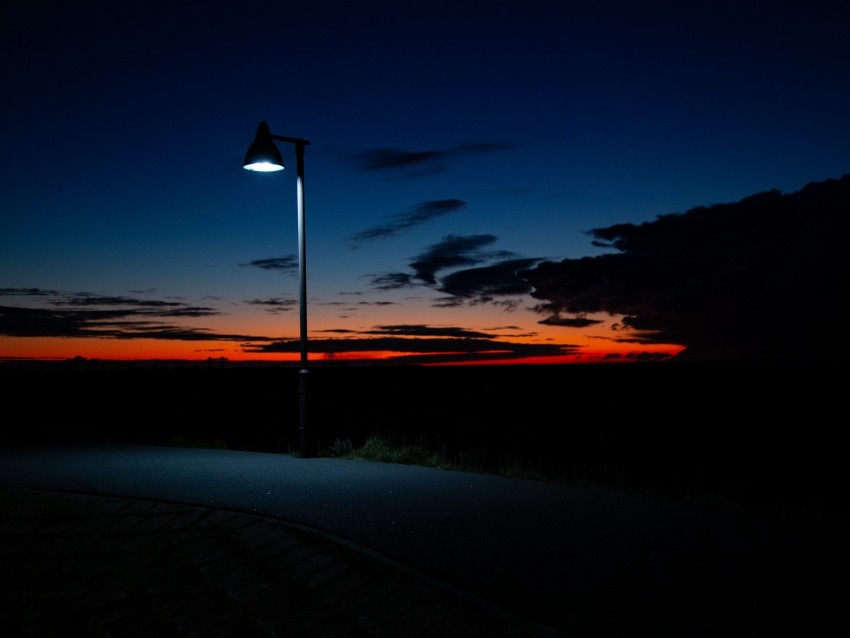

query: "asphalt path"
xmin=1 ymin=445 xmax=847 ymax=637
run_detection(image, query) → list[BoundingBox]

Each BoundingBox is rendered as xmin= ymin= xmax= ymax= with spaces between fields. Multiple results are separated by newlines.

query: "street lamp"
xmin=243 ymin=121 xmax=314 ymax=457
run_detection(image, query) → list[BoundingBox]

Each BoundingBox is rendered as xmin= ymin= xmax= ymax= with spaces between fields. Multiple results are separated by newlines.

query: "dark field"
xmin=2 ymin=361 xmax=844 ymax=516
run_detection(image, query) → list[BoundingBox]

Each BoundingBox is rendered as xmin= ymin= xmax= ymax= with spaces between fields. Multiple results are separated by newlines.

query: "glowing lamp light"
xmin=244 ymin=161 xmax=285 ymax=172
xmin=243 ymin=121 xmax=285 ymax=171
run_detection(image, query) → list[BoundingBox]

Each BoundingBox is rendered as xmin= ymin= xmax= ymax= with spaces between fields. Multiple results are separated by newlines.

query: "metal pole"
xmin=247 ymin=128 xmax=313 ymax=456
xmin=294 ymin=140 xmax=312 ymax=457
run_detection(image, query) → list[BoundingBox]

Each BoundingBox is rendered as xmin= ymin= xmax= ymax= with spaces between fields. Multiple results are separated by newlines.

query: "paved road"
xmin=1 ymin=445 xmax=847 ymax=637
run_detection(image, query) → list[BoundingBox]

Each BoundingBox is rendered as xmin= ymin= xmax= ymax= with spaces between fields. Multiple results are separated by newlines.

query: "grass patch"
xmin=333 ymin=435 xmax=448 ymax=469
xmin=328 ymin=434 xmax=616 ymax=489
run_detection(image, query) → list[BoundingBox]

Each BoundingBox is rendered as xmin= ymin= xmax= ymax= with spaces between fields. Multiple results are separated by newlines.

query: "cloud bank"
xmin=521 ymin=174 xmax=850 ymax=361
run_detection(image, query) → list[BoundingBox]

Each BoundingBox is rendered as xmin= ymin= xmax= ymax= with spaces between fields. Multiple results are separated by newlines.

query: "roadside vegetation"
xmin=323 ymin=434 xmax=739 ymax=509
xmin=322 ymin=434 xmax=843 ymax=519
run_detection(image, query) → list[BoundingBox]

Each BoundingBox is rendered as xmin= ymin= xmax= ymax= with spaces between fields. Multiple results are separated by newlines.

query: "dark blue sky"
xmin=2 ymin=1 xmax=849 ymax=364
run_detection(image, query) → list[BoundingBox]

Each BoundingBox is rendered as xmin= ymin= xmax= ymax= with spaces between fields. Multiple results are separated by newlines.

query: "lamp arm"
xmin=271 ymin=134 xmax=311 ymax=146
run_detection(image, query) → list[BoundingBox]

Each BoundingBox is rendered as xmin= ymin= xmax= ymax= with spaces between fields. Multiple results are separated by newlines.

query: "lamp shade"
xmin=243 ymin=121 xmax=284 ymax=171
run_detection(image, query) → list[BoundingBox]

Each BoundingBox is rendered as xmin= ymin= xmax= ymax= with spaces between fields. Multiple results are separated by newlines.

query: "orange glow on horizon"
xmin=1 ymin=335 xmax=684 ymax=366
xmin=424 ymin=345 xmax=685 ymax=366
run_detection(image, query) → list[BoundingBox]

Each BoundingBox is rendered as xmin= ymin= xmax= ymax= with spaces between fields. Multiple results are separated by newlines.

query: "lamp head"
xmin=243 ymin=121 xmax=284 ymax=172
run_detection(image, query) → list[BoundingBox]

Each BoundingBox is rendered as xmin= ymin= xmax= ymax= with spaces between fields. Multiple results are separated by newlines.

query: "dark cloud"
xmin=0 ymin=289 xmax=253 ymax=342
xmin=409 ymin=234 xmax=511 ymax=285
xmin=367 ymin=235 xmax=546 ymax=309
xmin=372 ymin=235 xmax=543 ymax=310
xmin=245 ymin=297 xmax=298 ymax=313
xmin=349 ymin=141 xmax=513 ymax=178
xmin=51 ymin=295 xmax=186 ymax=308
xmin=154 ymin=306 xmax=223 ymax=318
xmin=521 ymin=174 xmax=850 ymax=361
xmin=362 ymin=324 xmax=493 ymax=339
xmin=369 ymin=272 xmax=416 ymax=291
xmin=243 ymin=334 xmax=577 ymax=365
xmin=240 ymin=256 xmax=298 ymax=273
xmin=0 ymin=303 xmax=257 ymax=341
xmin=0 ymin=288 xmax=57 ymax=297
xmin=350 ymin=199 xmax=467 ymax=243
xmin=438 ymin=258 xmax=542 ymax=301
xmin=539 ymin=314 xmax=603 ymax=328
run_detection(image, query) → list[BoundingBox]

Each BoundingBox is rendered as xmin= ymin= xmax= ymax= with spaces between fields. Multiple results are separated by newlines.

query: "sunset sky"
xmin=3 ymin=1 xmax=849 ymax=365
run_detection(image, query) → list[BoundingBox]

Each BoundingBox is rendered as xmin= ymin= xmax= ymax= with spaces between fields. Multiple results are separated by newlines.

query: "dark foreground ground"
xmin=2 ymin=486 xmax=544 ymax=638
xmin=2 ymin=361 xmax=844 ymax=516
xmin=3 ymin=446 xmax=848 ymax=638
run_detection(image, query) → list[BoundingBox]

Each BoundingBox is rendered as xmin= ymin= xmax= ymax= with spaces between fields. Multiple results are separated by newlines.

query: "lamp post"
xmin=243 ymin=121 xmax=315 ymax=457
